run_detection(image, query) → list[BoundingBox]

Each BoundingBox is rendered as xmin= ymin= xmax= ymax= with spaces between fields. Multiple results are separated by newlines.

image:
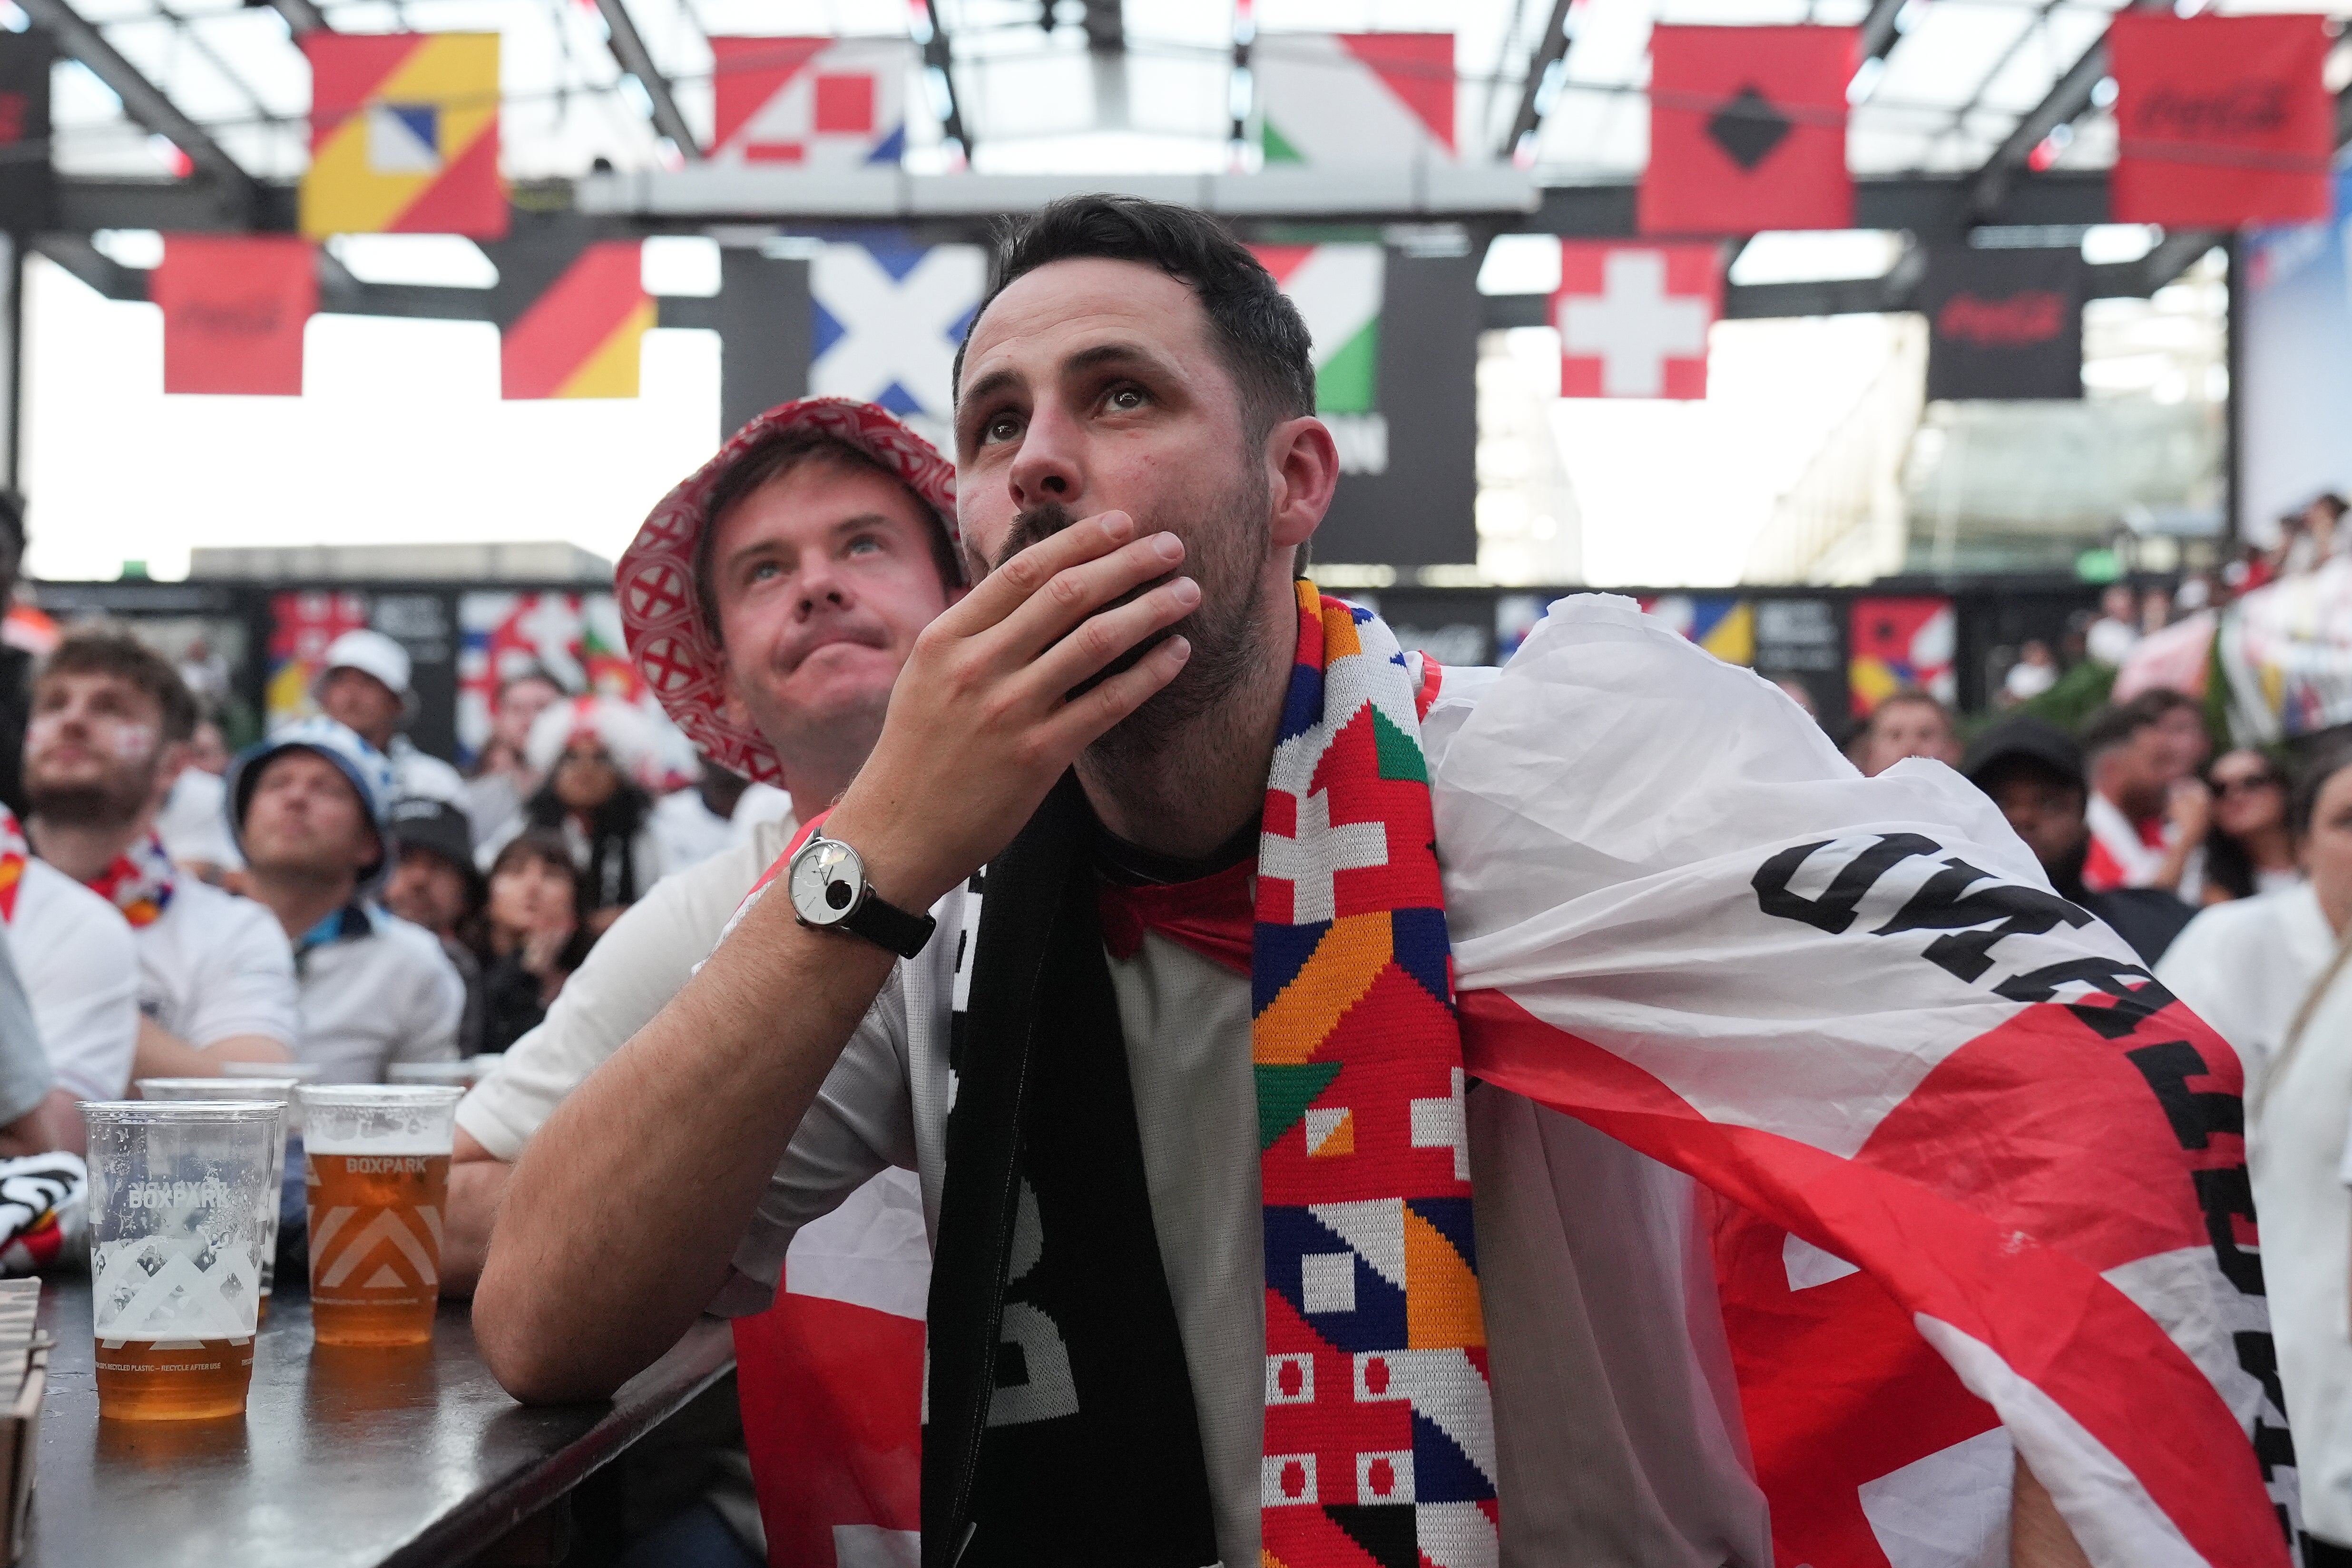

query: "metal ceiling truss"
xmin=1498 ymin=0 xmax=1574 ymax=160
xmin=588 ymin=0 xmax=700 ymax=160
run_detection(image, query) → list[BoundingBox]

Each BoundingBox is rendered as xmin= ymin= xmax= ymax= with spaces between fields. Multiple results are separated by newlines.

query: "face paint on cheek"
xmin=108 ymin=724 xmax=159 ymax=764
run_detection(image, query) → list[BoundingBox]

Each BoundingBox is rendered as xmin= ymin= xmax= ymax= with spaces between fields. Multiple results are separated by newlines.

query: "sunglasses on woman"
xmin=2211 ymin=770 xmax=2281 ymax=797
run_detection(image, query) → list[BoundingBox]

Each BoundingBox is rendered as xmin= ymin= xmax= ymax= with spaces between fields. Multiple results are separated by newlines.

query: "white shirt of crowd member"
xmin=22 ymin=631 xmax=299 ymax=1090
xmin=439 ymin=416 xmax=958 ymax=1292
xmin=311 ymin=628 xmax=466 ymax=808
xmin=1850 ymin=689 xmax=1960 ymax=778
xmin=2084 ymin=584 xmax=2141 ymax=667
xmin=225 ymin=717 xmax=463 ymax=1083
xmin=2159 ymin=747 xmax=2352 ymax=1550
xmin=646 ymin=768 xmax=794 ymax=879
xmin=2001 ymin=639 xmax=2058 ymax=705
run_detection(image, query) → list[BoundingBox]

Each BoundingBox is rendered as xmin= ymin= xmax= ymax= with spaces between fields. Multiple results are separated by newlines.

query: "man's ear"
xmin=147 ymin=741 xmax=192 ymax=815
xmin=1266 ymin=416 xmax=1341 ymax=553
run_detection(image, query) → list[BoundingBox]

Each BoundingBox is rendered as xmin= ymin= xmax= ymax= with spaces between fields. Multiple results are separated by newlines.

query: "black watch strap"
xmin=844 ymin=887 xmax=936 ymax=959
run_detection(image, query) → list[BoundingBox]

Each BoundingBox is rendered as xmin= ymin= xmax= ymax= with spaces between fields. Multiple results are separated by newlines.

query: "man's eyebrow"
xmin=958 ymin=365 xmax=1020 ymax=416
xmin=1064 ymin=340 xmax=1180 ymax=380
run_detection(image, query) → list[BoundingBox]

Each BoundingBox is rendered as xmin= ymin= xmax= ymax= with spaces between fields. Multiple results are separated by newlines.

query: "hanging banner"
xmin=1253 ymin=243 xmax=1384 ymax=472
xmin=1641 ymin=26 xmax=1854 ymax=236
xmin=810 ymin=238 xmax=986 ymax=444
xmin=1553 ymin=241 xmax=1721 ymax=400
xmin=301 ymin=32 xmax=505 ymax=240
xmin=2239 ymin=168 xmax=2352 ymax=540
xmin=2219 ymin=555 xmax=2352 ymax=743
xmin=1849 ymin=596 xmax=1955 ymax=715
xmin=152 ymin=235 xmax=316 ymax=397
xmin=1915 ymin=246 xmax=2084 ymax=402
xmin=1252 ymin=33 xmax=1452 ymax=167
xmin=500 ymin=241 xmax=653 ymax=400
xmin=455 ymin=591 xmax=639 ymax=764
xmin=2108 ymin=12 xmax=2332 ymax=229
xmin=266 ymin=591 xmax=372 ymax=729
xmin=708 ymin=37 xmax=911 ymax=167
xmin=0 ymin=32 xmax=53 ymax=234
xmin=1639 ymin=596 xmax=1755 ymax=666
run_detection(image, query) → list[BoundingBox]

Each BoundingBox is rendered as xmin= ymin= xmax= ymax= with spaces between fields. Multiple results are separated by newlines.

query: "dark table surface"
xmin=21 ymin=1274 xmax=735 ymax=1568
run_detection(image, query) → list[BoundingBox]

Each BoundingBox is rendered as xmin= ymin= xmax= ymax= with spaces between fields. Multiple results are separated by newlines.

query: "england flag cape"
xmin=1434 ymin=594 xmax=2284 ymax=1565
xmin=728 ymin=591 xmax=2287 ymax=1566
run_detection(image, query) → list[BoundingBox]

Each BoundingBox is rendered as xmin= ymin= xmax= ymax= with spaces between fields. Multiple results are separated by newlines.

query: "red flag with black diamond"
xmin=1641 ymin=25 xmax=1855 ymax=236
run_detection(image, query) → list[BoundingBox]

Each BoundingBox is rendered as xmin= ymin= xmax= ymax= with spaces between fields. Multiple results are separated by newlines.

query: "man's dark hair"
xmin=38 ymin=626 xmax=198 ymax=744
xmin=2078 ymin=702 xmax=2157 ymax=765
xmin=2292 ymin=741 xmax=2352 ymax=840
xmin=952 ymin=195 xmax=1318 ymax=446
xmin=696 ymin=429 xmax=962 ymax=647
xmin=2123 ymin=687 xmax=2200 ymax=725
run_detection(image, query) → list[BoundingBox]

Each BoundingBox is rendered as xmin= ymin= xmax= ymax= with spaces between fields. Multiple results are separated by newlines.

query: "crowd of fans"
xmin=0 ymin=598 xmax=798 ymax=1152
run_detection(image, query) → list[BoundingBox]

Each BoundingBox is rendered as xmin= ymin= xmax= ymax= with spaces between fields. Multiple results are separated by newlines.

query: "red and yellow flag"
xmin=500 ymin=242 xmax=653 ymax=400
xmin=301 ymin=32 xmax=504 ymax=239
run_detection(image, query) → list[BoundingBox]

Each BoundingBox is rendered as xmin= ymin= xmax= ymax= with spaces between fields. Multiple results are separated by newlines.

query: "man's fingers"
xmin=938 ymin=510 xmax=1137 ymax=634
xmin=1018 ymin=574 xmax=1199 ymax=700
xmin=987 ymin=532 xmax=1188 ymax=668
xmin=1035 ymin=635 xmax=1192 ymax=756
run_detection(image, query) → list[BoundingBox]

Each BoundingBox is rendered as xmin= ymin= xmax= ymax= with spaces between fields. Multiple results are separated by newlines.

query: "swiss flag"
xmin=1553 ymin=241 xmax=1723 ymax=400
xmin=1641 ymin=26 xmax=1855 ymax=235
xmin=2108 ymin=13 xmax=2333 ymax=229
xmin=151 ymin=235 xmax=315 ymax=396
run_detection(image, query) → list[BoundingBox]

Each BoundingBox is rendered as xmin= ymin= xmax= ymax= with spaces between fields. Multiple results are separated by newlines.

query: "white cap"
xmin=317 ymin=629 xmax=412 ymax=699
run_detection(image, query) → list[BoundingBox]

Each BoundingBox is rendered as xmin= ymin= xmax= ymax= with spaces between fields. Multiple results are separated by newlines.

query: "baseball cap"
xmin=615 ymin=398 xmax=957 ymax=788
xmin=225 ymin=716 xmax=399 ymax=882
xmin=1960 ymin=717 xmax=2086 ymax=793
xmin=386 ymin=797 xmax=483 ymax=899
xmin=313 ymin=629 xmax=418 ymax=720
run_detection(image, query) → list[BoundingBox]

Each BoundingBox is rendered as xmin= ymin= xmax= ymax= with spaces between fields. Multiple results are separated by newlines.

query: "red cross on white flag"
xmin=1552 ymin=241 xmax=1724 ymax=400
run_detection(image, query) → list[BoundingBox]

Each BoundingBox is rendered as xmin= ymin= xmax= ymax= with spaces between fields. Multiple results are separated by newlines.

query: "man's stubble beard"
xmin=990 ymin=459 xmax=1277 ymax=770
xmin=24 ymin=765 xmax=150 ymax=832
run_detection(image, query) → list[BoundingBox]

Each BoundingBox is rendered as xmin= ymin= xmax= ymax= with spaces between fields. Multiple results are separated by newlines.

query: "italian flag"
xmin=1253 ymin=32 xmax=1454 ymax=168
xmin=1252 ymin=244 xmax=1384 ymax=416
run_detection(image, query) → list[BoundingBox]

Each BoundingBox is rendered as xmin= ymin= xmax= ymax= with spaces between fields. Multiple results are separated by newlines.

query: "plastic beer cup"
xmin=137 ymin=1078 xmax=298 ymax=1321
xmin=83 ymin=1100 xmax=282 ymax=1421
xmin=298 ymin=1086 xmax=461 ymax=1347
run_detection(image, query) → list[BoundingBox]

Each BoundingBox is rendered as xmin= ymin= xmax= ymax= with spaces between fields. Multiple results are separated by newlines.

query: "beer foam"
xmin=302 ymin=1133 xmax=451 ymax=1156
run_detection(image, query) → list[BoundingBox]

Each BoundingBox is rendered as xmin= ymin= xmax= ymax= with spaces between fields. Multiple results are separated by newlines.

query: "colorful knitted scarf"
xmin=922 ymin=585 xmax=1496 ymax=1568
xmin=82 ymin=833 xmax=175 ymax=929
xmin=0 ymin=810 xmax=22 ymax=924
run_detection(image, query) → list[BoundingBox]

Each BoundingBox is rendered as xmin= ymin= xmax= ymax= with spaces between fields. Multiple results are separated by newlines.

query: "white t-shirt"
xmin=2156 ymin=881 xmax=2336 ymax=1099
xmin=457 ymin=814 xmax=800 ymax=1160
xmin=154 ymin=768 xmax=241 ymax=870
xmin=648 ymin=784 xmax=798 ymax=885
xmin=293 ymin=906 xmax=466 ymax=1083
xmin=389 ymin=736 xmax=466 ymax=806
xmin=138 ymin=878 xmax=298 ymax=1050
xmin=7 ymin=860 xmax=138 ymax=1100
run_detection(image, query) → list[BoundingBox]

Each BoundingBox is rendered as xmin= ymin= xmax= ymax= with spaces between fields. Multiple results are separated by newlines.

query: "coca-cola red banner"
xmin=150 ymin=235 xmax=316 ymax=396
xmin=1641 ymin=25 xmax=1855 ymax=236
xmin=2109 ymin=12 xmax=2332 ymax=229
xmin=1916 ymin=246 xmax=2084 ymax=402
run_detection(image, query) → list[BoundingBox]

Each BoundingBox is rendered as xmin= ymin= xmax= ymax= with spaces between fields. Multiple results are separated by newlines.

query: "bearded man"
xmin=24 ymin=629 xmax=297 ymax=1079
xmin=480 ymin=199 xmax=2284 ymax=1568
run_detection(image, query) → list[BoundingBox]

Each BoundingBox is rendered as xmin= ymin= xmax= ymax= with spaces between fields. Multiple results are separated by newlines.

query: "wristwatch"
xmin=784 ymin=833 xmax=936 ymax=958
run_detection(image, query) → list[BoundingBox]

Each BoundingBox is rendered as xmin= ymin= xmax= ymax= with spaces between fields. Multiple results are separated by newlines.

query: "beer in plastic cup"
xmin=298 ymin=1086 xmax=461 ymax=1347
xmin=83 ymin=1100 xmax=282 ymax=1420
xmin=137 ymin=1078 xmax=298 ymax=1320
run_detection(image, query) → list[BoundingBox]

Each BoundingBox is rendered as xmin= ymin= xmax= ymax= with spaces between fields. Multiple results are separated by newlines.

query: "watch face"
xmin=790 ymin=839 xmax=863 ymax=927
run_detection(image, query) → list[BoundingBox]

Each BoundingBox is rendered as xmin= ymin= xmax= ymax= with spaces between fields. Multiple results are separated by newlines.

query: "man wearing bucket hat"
xmin=228 ymin=715 xmax=463 ymax=1083
xmin=446 ymin=396 xmax=960 ymax=1284
xmin=313 ymin=627 xmax=467 ymax=810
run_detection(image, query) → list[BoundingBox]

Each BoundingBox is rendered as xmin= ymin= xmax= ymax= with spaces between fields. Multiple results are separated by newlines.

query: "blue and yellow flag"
xmin=301 ymin=33 xmax=504 ymax=240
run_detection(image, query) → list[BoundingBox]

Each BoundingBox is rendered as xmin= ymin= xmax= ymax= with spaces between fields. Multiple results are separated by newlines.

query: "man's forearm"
xmin=132 ymin=1018 xmax=292 ymax=1080
xmin=472 ymin=889 xmax=897 ymax=1404
xmin=440 ymin=1144 xmax=508 ymax=1299
xmin=2011 ymin=1458 xmax=2090 ymax=1568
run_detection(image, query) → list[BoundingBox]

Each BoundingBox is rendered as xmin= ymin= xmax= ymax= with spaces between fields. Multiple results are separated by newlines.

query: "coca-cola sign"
xmin=2109 ymin=13 xmax=2332 ymax=227
xmin=1937 ymin=291 xmax=2064 ymax=349
xmin=1917 ymin=249 xmax=2083 ymax=402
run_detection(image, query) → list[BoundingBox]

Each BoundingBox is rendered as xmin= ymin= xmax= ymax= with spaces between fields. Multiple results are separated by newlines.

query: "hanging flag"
xmin=2108 ymin=13 xmax=2332 ymax=230
xmin=810 ymin=239 xmax=986 ymax=440
xmin=1916 ymin=246 xmax=2084 ymax=402
xmin=455 ymin=591 xmax=641 ymax=764
xmin=500 ymin=242 xmax=653 ymax=400
xmin=1251 ymin=243 xmax=1383 ymax=415
xmin=267 ymin=591 xmax=371 ymax=728
xmin=301 ymin=32 xmax=505 ymax=240
xmin=1552 ymin=241 xmax=1722 ymax=400
xmin=1849 ymin=596 xmax=1955 ymax=715
xmin=151 ymin=235 xmax=316 ymax=397
xmin=0 ymin=33 xmax=54 ymax=233
xmin=1253 ymin=32 xmax=1452 ymax=167
xmin=1639 ymin=595 xmax=1755 ymax=666
xmin=1641 ymin=26 xmax=1854 ymax=236
xmin=709 ymin=36 xmax=912 ymax=167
